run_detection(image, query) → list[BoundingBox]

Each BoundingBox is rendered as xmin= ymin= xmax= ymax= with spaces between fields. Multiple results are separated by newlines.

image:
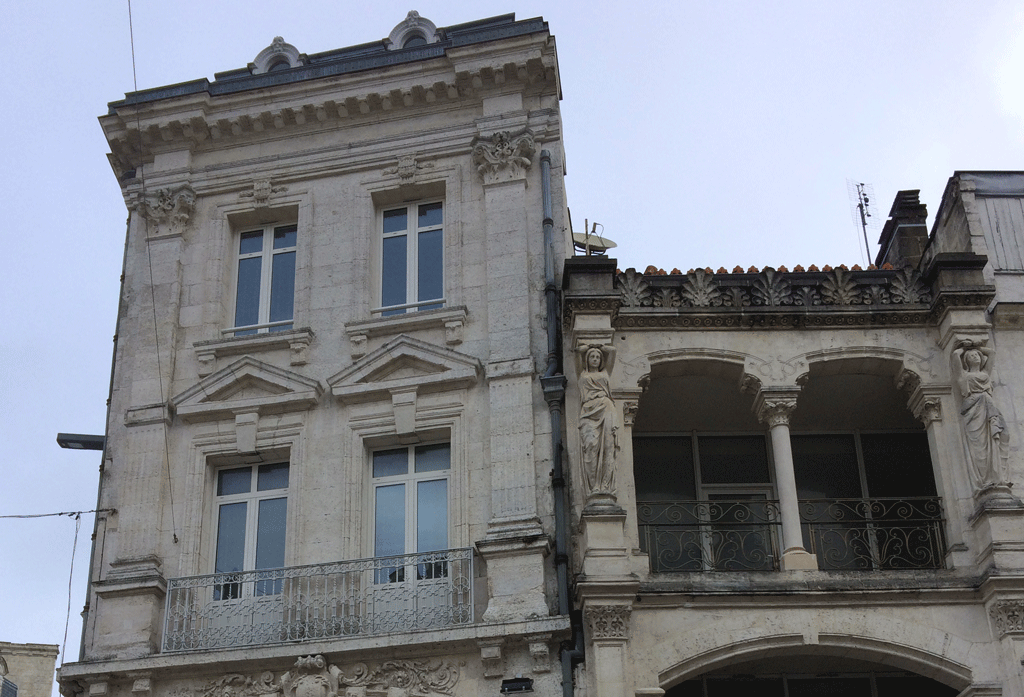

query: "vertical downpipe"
xmin=538 ymin=150 xmax=583 ymax=697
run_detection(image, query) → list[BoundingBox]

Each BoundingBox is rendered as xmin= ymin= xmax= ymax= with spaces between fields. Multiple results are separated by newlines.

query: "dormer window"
xmin=251 ymin=37 xmax=305 ymax=75
xmin=387 ymin=11 xmax=440 ymax=51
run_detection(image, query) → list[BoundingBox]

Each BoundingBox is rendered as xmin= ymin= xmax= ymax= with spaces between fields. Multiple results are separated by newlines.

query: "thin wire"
xmin=0 ymin=509 xmax=114 ymax=519
xmin=61 ymin=514 xmax=82 ymax=665
xmin=128 ymin=0 xmax=178 ymax=544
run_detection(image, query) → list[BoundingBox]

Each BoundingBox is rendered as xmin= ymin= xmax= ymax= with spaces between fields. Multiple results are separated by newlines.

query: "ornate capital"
xmin=756 ymin=397 xmax=798 ymax=428
xmin=622 ymin=401 xmax=639 ymax=427
xmin=990 ymin=599 xmax=1024 ymax=636
xmin=586 ymin=604 xmax=631 ymax=640
xmin=913 ymin=397 xmax=942 ymax=424
xmin=472 ymin=129 xmax=535 ymax=185
xmin=133 ymin=184 xmax=195 ymax=238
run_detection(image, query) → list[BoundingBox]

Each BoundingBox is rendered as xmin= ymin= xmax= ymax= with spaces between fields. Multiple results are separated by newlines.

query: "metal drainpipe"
xmin=538 ymin=150 xmax=584 ymax=697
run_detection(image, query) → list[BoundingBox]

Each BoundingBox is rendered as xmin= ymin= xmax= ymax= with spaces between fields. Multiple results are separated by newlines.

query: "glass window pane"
xmin=218 ymin=467 xmax=252 ymax=496
xmin=375 ymin=484 xmax=406 ymax=556
xmin=239 ymin=230 xmax=263 ymax=255
xmin=257 ymin=463 xmax=289 ymax=491
xmin=415 ymin=443 xmax=450 ymax=472
xmin=792 ymin=435 xmax=862 ymax=499
xmin=255 ymin=498 xmax=287 ymax=570
xmin=273 ymin=225 xmax=297 ymax=249
xmin=269 ymin=250 xmax=295 ymax=323
xmin=234 ymin=257 xmax=262 ymax=329
xmin=698 ymin=436 xmax=771 ymax=484
xmin=861 ymin=432 xmax=936 ymax=497
xmin=373 ymin=449 xmax=408 ymax=477
xmin=633 ymin=437 xmax=695 ymax=500
xmin=418 ymin=202 xmax=442 ymax=228
xmin=417 ymin=479 xmax=448 ymax=552
xmin=382 ymin=235 xmax=407 ymax=310
xmin=215 ymin=502 xmax=247 ymax=573
xmin=383 ymin=208 xmax=408 ymax=234
xmin=418 ymin=229 xmax=443 ymax=303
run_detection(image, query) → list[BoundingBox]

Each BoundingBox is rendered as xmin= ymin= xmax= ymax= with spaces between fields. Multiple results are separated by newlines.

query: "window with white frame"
xmin=378 ymin=201 xmax=444 ymax=316
xmin=213 ymin=463 xmax=289 ymax=598
xmin=371 ymin=443 xmax=450 ymax=582
xmin=231 ymin=224 xmax=297 ymax=335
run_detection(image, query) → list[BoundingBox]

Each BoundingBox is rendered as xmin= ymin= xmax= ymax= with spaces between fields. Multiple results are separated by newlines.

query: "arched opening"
xmin=668 ymin=655 xmax=959 ymax=697
xmin=403 ymin=34 xmax=427 ymax=48
xmin=632 ymin=356 xmax=944 ymax=572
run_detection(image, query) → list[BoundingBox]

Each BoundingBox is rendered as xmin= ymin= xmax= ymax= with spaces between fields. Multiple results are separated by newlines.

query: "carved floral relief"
xmin=472 ymin=129 xmax=535 ymax=185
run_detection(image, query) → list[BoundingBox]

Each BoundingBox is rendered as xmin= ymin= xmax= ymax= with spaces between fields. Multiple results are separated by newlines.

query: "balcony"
xmin=637 ymin=498 xmax=945 ymax=573
xmin=162 ymin=548 xmax=473 ymax=652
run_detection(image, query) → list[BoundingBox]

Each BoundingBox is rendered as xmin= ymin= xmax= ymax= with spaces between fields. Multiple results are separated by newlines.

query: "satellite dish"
xmin=572 ymin=231 xmax=617 ymax=254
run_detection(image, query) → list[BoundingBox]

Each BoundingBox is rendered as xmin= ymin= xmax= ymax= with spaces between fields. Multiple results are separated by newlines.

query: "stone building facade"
xmin=562 ymin=174 xmax=1024 ymax=696
xmin=0 ymin=643 xmax=59 ymax=697
xmin=56 ymin=9 xmax=1024 ymax=697
xmin=60 ymin=13 xmax=574 ymax=697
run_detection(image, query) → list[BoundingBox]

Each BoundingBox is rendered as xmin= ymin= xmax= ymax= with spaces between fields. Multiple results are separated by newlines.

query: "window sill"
xmin=344 ymin=306 xmax=467 ymax=358
xmin=194 ymin=327 xmax=313 ymax=376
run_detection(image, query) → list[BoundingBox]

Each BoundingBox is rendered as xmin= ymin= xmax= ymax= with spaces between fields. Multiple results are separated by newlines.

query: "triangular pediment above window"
xmin=171 ymin=355 xmax=323 ymax=422
xmin=328 ymin=334 xmax=481 ymax=403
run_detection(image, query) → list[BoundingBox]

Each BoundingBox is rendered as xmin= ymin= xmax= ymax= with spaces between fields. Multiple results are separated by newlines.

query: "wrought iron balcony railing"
xmin=800 ymin=497 xmax=946 ymax=570
xmin=162 ymin=548 xmax=473 ymax=652
xmin=638 ymin=497 xmax=946 ymax=573
xmin=637 ymin=499 xmax=783 ymax=572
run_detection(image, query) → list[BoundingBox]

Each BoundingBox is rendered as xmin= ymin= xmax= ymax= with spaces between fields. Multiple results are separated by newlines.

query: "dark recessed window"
xmin=403 ymin=34 xmax=427 ymax=48
xmin=268 ymin=60 xmax=290 ymax=72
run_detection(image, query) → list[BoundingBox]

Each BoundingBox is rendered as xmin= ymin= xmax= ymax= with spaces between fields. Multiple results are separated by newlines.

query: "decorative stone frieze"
xmin=989 ymin=600 xmax=1024 ymax=636
xmin=586 ymin=604 xmax=631 ymax=640
xmin=132 ymin=185 xmax=195 ymax=238
xmin=472 ymin=129 xmax=535 ymax=185
xmin=201 ymin=657 xmax=460 ymax=697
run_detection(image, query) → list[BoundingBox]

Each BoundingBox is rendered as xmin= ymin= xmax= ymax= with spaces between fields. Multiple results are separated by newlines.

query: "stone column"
xmin=754 ymin=390 xmax=817 ymax=571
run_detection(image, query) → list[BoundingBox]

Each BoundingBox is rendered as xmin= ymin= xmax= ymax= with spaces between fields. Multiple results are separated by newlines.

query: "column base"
xmin=781 ymin=549 xmax=818 ymax=571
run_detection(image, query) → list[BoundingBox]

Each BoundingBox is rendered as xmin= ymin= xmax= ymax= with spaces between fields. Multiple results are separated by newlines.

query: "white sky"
xmin=2 ymin=0 xmax=1024 ymax=690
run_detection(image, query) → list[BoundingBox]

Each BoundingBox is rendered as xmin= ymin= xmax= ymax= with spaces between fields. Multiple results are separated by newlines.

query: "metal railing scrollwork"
xmin=162 ymin=548 xmax=473 ymax=652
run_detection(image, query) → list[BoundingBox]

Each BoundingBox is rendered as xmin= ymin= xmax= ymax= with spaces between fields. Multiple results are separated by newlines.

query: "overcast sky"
xmin=3 ymin=0 xmax=1024 ymax=690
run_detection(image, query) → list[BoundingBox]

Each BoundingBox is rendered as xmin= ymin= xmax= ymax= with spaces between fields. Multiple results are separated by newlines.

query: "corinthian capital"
xmin=472 ymin=128 xmax=535 ymax=185
xmin=132 ymin=184 xmax=195 ymax=238
xmin=754 ymin=390 xmax=799 ymax=428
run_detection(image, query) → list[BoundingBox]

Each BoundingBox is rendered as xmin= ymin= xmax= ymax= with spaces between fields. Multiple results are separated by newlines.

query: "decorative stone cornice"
xmin=132 ymin=185 xmax=195 ymax=238
xmin=989 ymin=599 xmax=1024 ymax=636
xmin=472 ymin=129 xmax=535 ymax=185
xmin=586 ymin=604 xmax=631 ymax=640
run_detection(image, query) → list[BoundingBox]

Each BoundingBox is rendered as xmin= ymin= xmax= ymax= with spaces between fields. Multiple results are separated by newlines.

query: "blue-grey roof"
xmin=108 ymin=14 xmax=548 ymax=113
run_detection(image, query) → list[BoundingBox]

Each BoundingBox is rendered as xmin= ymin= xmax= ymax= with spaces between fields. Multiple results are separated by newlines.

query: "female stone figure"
xmin=952 ymin=340 xmax=1010 ymax=490
xmin=576 ymin=344 xmax=619 ymax=502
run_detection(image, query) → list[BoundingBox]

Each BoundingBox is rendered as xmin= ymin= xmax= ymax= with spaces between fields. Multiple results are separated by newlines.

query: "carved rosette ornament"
xmin=472 ymin=129 xmax=535 ymax=185
xmin=586 ymin=604 xmax=631 ymax=640
xmin=990 ymin=600 xmax=1024 ymax=636
xmin=134 ymin=185 xmax=196 ymax=237
xmin=201 ymin=657 xmax=461 ymax=697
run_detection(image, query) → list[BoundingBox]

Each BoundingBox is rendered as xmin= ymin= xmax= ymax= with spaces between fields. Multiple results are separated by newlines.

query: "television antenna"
xmin=847 ymin=180 xmax=878 ymax=265
xmin=572 ymin=219 xmax=617 ymax=256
